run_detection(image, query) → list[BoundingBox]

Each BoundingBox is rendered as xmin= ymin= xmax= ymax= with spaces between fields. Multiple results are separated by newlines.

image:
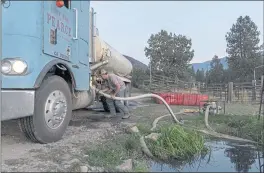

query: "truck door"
xmin=70 ymin=1 xmax=90 ymax=66
xmin=43 ymin=1 xmax=75 ymax=61
xmin=77 ymin=1 xmax=90 ymax=66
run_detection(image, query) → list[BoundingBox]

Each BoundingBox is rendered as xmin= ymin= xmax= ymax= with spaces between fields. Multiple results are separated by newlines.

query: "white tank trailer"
xmin=72 ymin=8 xmax=133 ymax=110
xmin=93 ymin=35 xmax=133 ymax=77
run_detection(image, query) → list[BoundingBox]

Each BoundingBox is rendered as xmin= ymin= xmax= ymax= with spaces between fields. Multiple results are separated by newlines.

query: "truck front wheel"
xmin=19 ymin=75 xmax=72 ymax=144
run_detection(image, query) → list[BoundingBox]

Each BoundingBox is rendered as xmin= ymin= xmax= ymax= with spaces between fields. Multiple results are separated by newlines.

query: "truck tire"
xmin=19 ymin=75 xmax=72 ymax=144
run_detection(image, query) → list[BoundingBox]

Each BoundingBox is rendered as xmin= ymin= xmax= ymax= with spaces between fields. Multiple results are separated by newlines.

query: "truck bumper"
xmin=1 ymin=90 xmax=35 ymax=121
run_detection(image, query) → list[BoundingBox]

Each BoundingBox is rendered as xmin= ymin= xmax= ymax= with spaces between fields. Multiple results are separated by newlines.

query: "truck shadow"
xmin=1 ymin=101 xmax=142 ymax=144
xmin=1 ymin=108 xmax=122 ymax=143
xmin=69 ymin=108 xmax=123 ymax=127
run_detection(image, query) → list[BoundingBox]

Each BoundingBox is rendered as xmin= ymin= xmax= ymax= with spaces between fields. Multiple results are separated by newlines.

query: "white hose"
xmin=204 ymin=105 xmax=214 ymax=131
xmin=90 ymin=85 xmax=181 ymax=124
xmin=89 ymin=66 xmax=257 ymax=158
xmin=91 ymin=85 xmax=259 ymax=145
xmin=202 ymin=105 xmax=257 ymax=144
xmin=150 ymin=111 xmax=185 ymax=131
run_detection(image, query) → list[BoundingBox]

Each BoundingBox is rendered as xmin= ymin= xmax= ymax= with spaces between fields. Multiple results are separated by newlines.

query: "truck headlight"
xmin=1 ymin=59 xmax=28 ymax=75
xmin=1 ymin=61 xmax=12 ymax=74
xmin=12 ymin=60 xmax=27 ymax=74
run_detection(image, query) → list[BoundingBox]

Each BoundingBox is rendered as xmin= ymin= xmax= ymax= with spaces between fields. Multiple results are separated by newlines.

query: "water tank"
xmin=93 ymin=35 xmax=133 ymax=77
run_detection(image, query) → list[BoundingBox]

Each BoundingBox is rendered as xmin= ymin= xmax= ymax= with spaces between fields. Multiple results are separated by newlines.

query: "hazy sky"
xmin=91 ymin=1 xmax=263 ymax=65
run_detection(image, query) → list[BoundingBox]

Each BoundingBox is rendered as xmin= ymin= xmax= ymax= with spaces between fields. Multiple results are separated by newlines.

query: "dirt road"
xmin=1 ymin=91 xmax=184 ymax=172
xmin=1 ymin=102 xmax=143 ymax=172
xmin=2 ymin=87 xmax=257 ymax=172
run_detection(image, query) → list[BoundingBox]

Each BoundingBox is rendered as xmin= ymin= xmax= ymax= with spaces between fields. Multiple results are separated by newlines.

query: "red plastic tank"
xmin=172 ymin=93 xmax=184 ymax=105
xmin=183 ymin=93 xmax=198 ymax=106
xmin=154 ymin=92 xmax=168 ymax=104
xmin=153 ymin=92 xmax=208 ymax=106
xmin=197 ymin=94 xmax=209 ymax=106
xmin=178 ymin=93 xmax=184 ymax=105
xmin=169 ymin=93 xmax=175 ymax=104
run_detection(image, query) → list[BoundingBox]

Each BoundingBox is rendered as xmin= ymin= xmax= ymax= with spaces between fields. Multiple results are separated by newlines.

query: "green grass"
xmin=133 ymin=160 xmax=149 ymax=172
xmin=83 ymin=133 xmax=146 ymax=171
xmin=147 ymin=125 xmax=208 ymax=161
xmin=137 ymin=123 xmax=153 ymax=135
xmin=79 ymin=101 xmax=262 ymax=171
xmin=184 ymin=114 xmax=264 ymax=144
xmin=83 ymin=122 xmax=208 ymax=171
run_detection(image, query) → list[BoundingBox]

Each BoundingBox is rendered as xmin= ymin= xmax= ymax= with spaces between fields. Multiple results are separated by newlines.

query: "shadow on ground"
xmin=1 ymin=100 xmax=146 ymax=172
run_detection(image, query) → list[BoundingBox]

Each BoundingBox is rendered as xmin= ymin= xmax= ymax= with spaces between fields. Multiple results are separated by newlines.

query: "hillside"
xmin=123 ymin=55 xmax=148 ymax=71
xmin=124 ymin=52 xmax=263 ymax=73
xmin=192 ymin=50 xmax=263 ymax=72
xmin=124 ymin=55 xmax=228 ymax=73
xmin=123 ymin=55 xmax=228 ymax=73
xmin=192 ymin=57 xmax=228 ymax=72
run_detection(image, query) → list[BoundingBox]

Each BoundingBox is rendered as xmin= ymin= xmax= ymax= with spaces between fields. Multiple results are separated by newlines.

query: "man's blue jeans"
xmin=105 ymin=88 xmax=129 ymax=116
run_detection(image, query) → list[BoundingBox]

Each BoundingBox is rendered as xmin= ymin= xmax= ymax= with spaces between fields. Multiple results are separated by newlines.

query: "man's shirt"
xmin=106 ymin=73 xmax=125 ymax=91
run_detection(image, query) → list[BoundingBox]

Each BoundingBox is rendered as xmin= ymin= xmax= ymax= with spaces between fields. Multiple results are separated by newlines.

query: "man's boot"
xmin=105 ymin=108 xmax=117 ymax=118
xmin=105 ymin=114 xmax=116 ymax=118
xmin=122 ymin=113 xmax=130 ymax=119
xmin=105 ymin=99 xmax=117 ymax=118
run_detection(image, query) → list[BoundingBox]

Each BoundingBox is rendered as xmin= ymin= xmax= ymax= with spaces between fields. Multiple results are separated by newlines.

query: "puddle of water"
xmin=150 ymin=140 xmax=264 ymax=172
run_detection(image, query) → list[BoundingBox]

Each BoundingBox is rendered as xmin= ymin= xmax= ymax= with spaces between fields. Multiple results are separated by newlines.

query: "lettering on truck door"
xmin=43 ymin=1 xmax=74 ymax=61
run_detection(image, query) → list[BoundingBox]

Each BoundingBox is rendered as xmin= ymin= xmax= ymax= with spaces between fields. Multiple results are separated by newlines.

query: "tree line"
xmin=133 ymin=15 xmax=263 ymax=87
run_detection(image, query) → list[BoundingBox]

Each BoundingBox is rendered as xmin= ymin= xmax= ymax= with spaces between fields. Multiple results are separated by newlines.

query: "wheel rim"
xmin=44 ymin=90 xmax=67 ymax=129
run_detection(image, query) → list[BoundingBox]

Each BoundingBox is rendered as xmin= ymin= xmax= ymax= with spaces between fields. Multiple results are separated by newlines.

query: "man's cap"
xmin=100 ymin=69 xmax=107 ymax=75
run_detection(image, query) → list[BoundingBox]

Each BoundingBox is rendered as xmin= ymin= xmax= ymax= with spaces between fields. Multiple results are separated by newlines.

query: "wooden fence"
xmin=141 ymin=74 xmax=264 ymax=105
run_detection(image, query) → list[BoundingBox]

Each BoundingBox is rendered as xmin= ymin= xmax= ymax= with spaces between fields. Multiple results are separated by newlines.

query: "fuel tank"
xmin=93 ymin=35 xmax=133 ymax=77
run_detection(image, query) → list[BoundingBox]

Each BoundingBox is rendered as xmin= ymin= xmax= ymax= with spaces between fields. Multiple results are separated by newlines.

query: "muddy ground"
xmin=1 ymin=89 xmax=260 ymax=172
xmin=1 ymin=99 xmax=183 ymax=171
xmin=2 ymin=109 xmax=119 ymax=172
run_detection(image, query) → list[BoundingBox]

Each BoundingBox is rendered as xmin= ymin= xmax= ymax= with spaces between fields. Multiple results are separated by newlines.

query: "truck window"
xmin=63 ymin=0 xmax=70 ymax=9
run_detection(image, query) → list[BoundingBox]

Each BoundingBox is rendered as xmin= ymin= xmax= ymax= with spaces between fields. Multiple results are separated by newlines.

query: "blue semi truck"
xmin=1 ymin=0 xmax=133 ymax=143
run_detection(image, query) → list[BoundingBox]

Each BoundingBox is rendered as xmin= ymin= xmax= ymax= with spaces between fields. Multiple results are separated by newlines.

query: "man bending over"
xmin=99 ymin=69 xmax=130 ymax=119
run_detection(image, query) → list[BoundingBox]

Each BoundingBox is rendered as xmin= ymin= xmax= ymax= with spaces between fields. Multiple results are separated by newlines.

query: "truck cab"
xmin=1 ymin=0 xmax=93 ymax=143
xmin=1 ymin=0 xmax=132 ymax=144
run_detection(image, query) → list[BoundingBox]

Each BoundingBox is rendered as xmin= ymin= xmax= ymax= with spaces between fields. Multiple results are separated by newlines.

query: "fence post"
xmin=220 ymin=85 xmax=223 ymax=101
xmin=198 ymin=82 xmax=201 ymax=93
xmin=228 ymin=82 xmax=233 ymax=103
xmin=225 ymin=84 xmax=228 ymax=102
xmin=258 ymin=75 xmax=264 ymax=119
xmin=261 ymin=76 xmax=264 ymax=91
xmin=252 ymin=80 xmax=256 ymax=101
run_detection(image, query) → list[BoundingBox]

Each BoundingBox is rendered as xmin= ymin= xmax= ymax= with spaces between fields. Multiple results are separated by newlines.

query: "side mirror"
xmin=56 ymin=0 xmax=64 ymax=8
xmin=96 ymin=28 xmax=99 ymax=36
xmin=1 ymin=0 xmax=6 ymax=4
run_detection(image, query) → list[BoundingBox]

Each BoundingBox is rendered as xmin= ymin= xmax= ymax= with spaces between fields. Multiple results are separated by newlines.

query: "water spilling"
xmin=151 ymin=140 xmax=264 ymax=172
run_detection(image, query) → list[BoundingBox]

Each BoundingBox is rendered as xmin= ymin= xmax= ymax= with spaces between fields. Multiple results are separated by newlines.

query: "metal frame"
xmin=198 ymin=100 xmax=226 ymax=115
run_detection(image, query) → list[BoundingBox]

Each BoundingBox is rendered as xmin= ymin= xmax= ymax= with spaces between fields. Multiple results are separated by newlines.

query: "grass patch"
xmin=133 ymin=159 xmax=149 ymax=172
xmin=137 ymin=123 xmax=153 ymax=135
xmin=84 ymin=133 xmax=146 ymax=171
xmin=84 ymin=122 xmax=208 ymax=171
xmin=184 ymin=114 xmax=264 ymax=143
xmin=146 ymin=125 xmax=208 ymax=161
